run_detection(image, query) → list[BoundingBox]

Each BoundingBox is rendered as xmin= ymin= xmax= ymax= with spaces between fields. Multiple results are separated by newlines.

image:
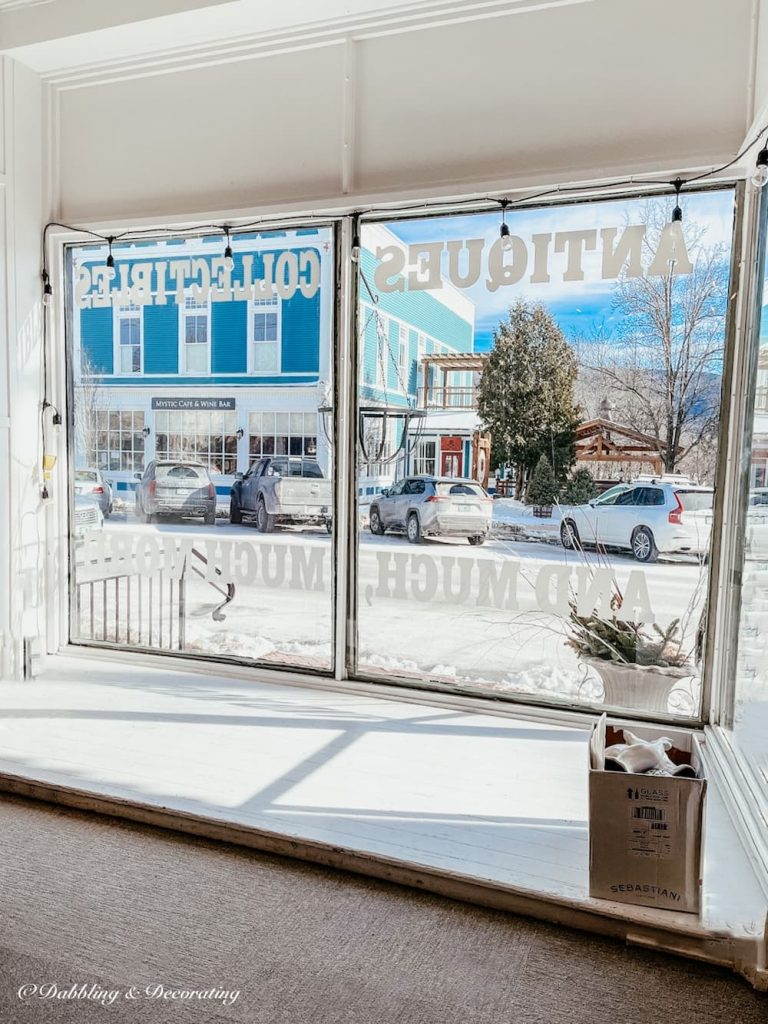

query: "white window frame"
xmin=114 ymin=302 xmax=143 ymax=376
xmin=86 ymin=408 xmax=146 ymax=473
xmin=248 ymin=410 xmax=318 ymax=463
xmin=179 ymin=293 xmax=211 ymax=375
xmin=413 ymin=438 xmax=437 ymax=477
xmin=248 ymin=293 xmax=282 ymax=375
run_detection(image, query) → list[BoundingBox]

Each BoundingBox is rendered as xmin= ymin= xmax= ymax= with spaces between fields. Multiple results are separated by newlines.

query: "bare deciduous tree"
xmin=74 ymin=352 xmax=106 ymax=468
xmin=576 ymin=200 xmax=729 ymax=475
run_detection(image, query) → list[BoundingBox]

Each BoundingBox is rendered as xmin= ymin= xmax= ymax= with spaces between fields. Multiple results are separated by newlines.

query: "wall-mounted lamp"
xmin=236 ymin=428 xmax=244 ymax=440
xmin=142 ymin=426 xmax=151 ymax=438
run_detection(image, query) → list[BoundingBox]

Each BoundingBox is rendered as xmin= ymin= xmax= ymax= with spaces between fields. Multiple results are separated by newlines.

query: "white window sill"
xmin=0 ymin=651 xmax=765 ymax=989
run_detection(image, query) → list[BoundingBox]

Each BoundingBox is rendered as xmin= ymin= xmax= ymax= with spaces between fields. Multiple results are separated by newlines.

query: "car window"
xmin=637 ymin=487 xmax=665 ymax=506
xmin=387 ymin=481 xmax=405 ymax=497
xmin=614 ymin=488 xmax=640 ymax=506
xmin=404 ymin=479 xmax=426 ymax=495
xmin=677 ymin=490 xmax=714 ymax=512
xmin=436 ymin=482 xmax=485 ymax=497
xmin=75 ymin=470 xmax=98 ymax=482
xmin=156 ymin=465 xmax=208 ymax=481
xmin=301 ymin=461 xmax=324 ymax=478
xmin=594 ymin=485 xmax=630 ymax=506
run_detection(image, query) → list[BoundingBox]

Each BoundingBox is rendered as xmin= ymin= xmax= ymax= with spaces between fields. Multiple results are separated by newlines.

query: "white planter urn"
xmin=586 ymin=657 xmax=691 ymax=714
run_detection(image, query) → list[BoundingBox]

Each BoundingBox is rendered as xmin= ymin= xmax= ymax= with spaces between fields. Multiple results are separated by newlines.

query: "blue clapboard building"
xmin=73 ymin=225 xmax=476 ymax=501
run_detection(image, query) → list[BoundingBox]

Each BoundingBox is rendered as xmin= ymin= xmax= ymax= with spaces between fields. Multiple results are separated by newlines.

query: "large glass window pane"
xmin=356 ymin=192 xmax=735 ymax=717
xmin=731 ymin=205 xmax=768 ymax=800
xmin=67 ymin=227 xmax=335 ymax=673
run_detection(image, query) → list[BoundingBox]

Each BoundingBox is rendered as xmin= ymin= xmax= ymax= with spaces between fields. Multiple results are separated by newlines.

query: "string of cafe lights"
xmin=40 ymin=122 xmax=768 ymax=291
xmin=35 ymin=125 xmax=768 ymax=494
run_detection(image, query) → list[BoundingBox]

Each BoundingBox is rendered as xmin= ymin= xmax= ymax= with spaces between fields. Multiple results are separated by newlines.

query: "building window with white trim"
xmin=83 ymin=409 xmax=145 ymax=473
xmin=249 ymin=411 xmax=317 ymax=462
xmin=250 ymin=295 xmax=281 ymax=373
xmin=413 ymin=439 xmax=436 ymax=477
xmin=181 ymin=295 xmax=210 ymax=374
xmin=116 ymin=303 xmax=142 ymax=374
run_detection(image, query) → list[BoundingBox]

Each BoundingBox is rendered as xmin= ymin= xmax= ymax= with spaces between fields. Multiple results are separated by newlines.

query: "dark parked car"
xmin=135 ymin=461 xmax=216 ymax=524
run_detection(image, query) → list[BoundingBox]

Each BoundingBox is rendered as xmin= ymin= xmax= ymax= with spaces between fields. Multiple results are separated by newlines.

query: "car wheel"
xmin=369 ymin=508 xmax=385 ymax=535
xmin=144 ymin=511 xmax=154 ymax=524
xmin=256 ymin=498 xmax=275 ymax=533
xmin=406 ymin=513 xmax=422 ymax=544
xmin=631 ymin=526 xmax=658 ymax=563
xmin=325 ymin=518 xmax=333 ymax=535
xmin=468 ymin=535 xmax=485 ymax=546
xmin=560 ymin=519 xmax=580 ymax=550
xmin=204 ymin=511 xmax=215 ymax=526
xmin=230 ymin=498 xmax=243 ymax=524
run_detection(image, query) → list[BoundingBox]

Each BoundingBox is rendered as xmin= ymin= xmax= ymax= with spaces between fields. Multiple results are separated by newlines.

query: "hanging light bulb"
xmin=106 ymin=236 xmax=115 ymax=270
xmin=351 ymin=235 xmax=361 ymax=262
xmin=670 ymin=177 xmax=684 ymax=224
xmin=223 ymin=228 xmax=235 ymax=272
xmin=42 ymin=270 xmax=53 ymax=306
xmin=752 ymin=147 xmax=768 ymax=188
xmin=499 ymin=199 xmax=513 ymax=251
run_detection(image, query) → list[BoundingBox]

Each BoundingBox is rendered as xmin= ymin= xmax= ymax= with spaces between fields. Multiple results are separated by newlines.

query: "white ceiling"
xmin=1 ymin=0 xmax=592 ymax=72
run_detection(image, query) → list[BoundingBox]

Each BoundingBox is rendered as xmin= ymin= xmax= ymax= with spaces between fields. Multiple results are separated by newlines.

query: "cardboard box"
xmin=588 ymin=714 xmax=706 ymax=913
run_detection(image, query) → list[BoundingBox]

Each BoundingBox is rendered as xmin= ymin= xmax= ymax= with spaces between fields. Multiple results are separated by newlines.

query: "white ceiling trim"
xmin=11 ymin=0 xmax=593 ymax=85
xmin=0 ymin=0 xmax=51 ymax=10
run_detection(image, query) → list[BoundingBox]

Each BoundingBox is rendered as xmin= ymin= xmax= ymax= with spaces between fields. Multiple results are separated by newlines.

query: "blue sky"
xmin=384 ymin=189 xmax=736 ymax=352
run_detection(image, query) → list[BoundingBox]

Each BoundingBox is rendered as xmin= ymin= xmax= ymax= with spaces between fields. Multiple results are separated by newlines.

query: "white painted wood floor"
xmin=0 ymin=654 xmax=765 ymax=984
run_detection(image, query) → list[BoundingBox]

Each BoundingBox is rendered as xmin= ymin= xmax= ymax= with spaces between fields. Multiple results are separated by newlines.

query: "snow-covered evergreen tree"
xmin=477 ymin=300 xmax=579 ymax=497
xmin=526 ymin=454 xmax=559 ymax=506
xmin=561 ymin=468 xmax=598 ymax=504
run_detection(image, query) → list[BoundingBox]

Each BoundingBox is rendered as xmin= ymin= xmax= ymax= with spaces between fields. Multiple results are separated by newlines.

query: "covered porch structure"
xmin=419 ymin=353 xmax=488 ymax=410
xmin=574 ymin=416 xmax=677 ymax=480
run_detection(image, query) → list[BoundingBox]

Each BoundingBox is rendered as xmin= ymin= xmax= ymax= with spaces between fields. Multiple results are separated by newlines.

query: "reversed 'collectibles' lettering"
xmin=74 ymin=249 xmax=322 ymax=308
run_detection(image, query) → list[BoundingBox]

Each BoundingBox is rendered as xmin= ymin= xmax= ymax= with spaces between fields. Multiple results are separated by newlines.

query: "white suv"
xmin=560 ymin=480 xmax=713 ymax=562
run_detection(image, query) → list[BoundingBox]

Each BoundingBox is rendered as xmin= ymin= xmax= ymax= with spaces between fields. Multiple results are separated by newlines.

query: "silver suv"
xmin=135 ymin=461 xmax=217 ymax=525
xmin=369 ymin=476 xmax=492 ymax=545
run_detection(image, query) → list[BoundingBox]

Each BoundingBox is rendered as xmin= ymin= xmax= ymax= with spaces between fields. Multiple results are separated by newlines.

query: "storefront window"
xmin=155 ymin=410 xmax=238 ymax=474
xmin=355 ymin=191 xmax=736 ymax=717
xmin=67 ymin=227 xmax=335 ymax=671
xmin=248 ymin=411 xmax=317 ymax=461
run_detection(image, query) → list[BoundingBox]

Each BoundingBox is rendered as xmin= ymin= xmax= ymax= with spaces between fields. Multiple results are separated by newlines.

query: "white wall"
xmin=0 ymin=56 xmax=45 ymax=677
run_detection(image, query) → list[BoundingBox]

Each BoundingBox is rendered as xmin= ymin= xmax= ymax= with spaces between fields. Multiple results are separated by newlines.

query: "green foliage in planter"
xmin=526 ymin=454 xmax=559 ymax=506
xmin=561 ymin=468 xmax=598 ymax=505
xmin=567 ymin=598 xmax=688 ymax=668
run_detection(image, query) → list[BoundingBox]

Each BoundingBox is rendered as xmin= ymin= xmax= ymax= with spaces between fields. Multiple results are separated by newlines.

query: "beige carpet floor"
xmin=0 ymin=793 xmax=764 ymax=1024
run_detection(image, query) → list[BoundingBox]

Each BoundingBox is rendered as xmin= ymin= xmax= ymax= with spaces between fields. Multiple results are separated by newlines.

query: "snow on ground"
xmin=72 ymin=508 xmax=706 ymax=715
